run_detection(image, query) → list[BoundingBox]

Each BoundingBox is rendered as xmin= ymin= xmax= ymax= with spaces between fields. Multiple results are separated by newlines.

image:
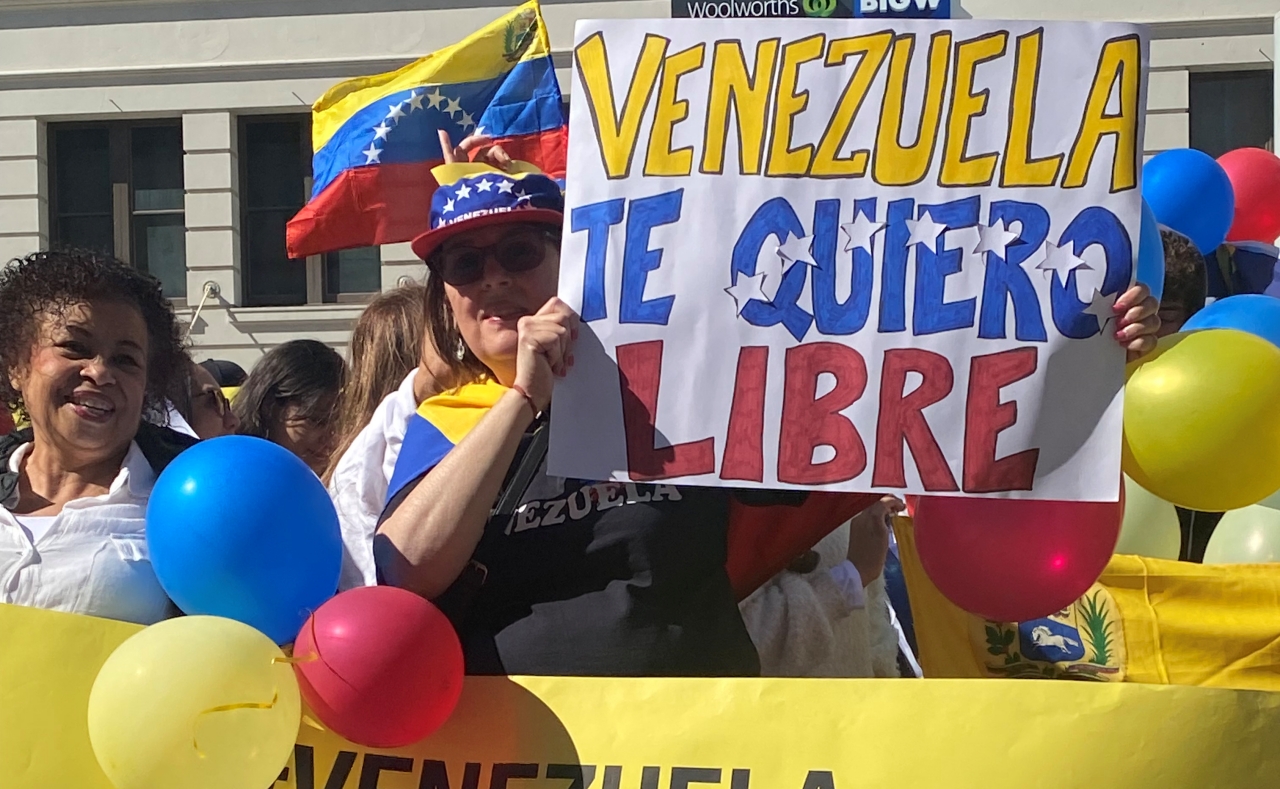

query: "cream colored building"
xmin=0 ymin=0 xmax=1275 ymax=367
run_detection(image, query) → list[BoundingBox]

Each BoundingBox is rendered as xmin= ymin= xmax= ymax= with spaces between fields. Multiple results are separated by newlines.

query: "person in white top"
xmin=323 ymin=282 xmax=456 ymax=590
xmin=0 ymin=250 xmax=195 ymax=625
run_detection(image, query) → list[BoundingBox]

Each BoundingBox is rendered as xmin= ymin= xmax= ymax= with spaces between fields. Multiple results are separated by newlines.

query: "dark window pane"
xmin=245 ymin=210 xmax=306 ymax=306
xmin=54 ymin=127 xmax=111 ymax=216
xmin=325 ymin=246 xmax=381 ymax=296
xmin=131 ymin=126 xmax=184 ymax=211
xmin=243 ymin=121 xmax=305 ymax=209
xmin=1190 ymin=71 xmax=1274 ymax=159
xmin=133 ymin=214 xmax=187 ymax=298
xmin=56 ymin=215 xmax=114 ymax=254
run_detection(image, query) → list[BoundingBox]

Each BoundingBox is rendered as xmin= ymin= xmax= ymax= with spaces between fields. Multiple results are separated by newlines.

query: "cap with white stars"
xmin=411 ymin=162 xmax=564 ymax=262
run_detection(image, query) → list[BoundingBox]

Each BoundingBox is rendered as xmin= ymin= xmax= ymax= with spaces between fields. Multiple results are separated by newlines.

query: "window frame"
xmin=237 ymin=114 xmax=380 ymax=308
xmin=47 ymin=119 xmax=188 ymax=306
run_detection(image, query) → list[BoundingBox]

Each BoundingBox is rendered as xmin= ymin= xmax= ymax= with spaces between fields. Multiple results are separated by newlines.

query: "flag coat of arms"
xmin=286 ymin=1 xmax=567 ymax=258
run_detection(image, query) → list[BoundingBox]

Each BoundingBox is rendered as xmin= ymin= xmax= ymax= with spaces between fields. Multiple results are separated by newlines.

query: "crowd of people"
xmin=0 ymin=143 xmax=1167 ymax=679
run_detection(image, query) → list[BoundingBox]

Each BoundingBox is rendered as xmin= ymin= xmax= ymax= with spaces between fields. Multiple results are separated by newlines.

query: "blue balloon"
xmin=1136 ymin=199 xmax=1165 ymax=302
xmin=1143 ymin=148 xmax=1235 ymax=254
xmin=147 ymin=435 xmax=342 ymax=644
xmin=1183 ymin=294 xmax=1280 ymax=349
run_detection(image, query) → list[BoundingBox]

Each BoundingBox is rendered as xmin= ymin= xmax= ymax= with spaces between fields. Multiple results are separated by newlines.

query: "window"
xmin=1189 ymin=70 xmax=1274 ymax=158
xmin=239 ymin=116 xmax=381 ymax=307
xmin=49 ymin=122 xmax=187 ymax=299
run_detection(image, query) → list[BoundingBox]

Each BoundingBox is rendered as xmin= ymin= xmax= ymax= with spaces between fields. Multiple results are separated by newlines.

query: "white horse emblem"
xmin=1031 ymin=626 xmax=1080 ymax=652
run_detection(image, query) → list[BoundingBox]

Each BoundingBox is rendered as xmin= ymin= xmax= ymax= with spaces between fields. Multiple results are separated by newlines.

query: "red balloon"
xmin=1220 ymin=148 xmax=1280 ymax=244
xmin=293 ymin=586 xmax=464 ymax=748
xmin=913 ymin=496 xmax=1122 ymax=623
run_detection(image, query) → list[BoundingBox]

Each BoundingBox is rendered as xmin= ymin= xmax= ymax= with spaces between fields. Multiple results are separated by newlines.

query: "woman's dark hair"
xmin=1161 ymin=229 xmax=1208 ymax=317
xmin=232 ymin=339 xmax=345 ymax=439
xmin=0 ymin=249 xmax=188 ymax=421
xmin=423 ymin=223 xmax=562 ymax=387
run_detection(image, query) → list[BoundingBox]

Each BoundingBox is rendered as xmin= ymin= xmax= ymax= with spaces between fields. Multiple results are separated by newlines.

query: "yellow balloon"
xmin=1204 ymin=506 xmax=1280 ymax=564
xmin=88 ymin=616 xmax=300 ymax=789
xmin=1123 ymin=329 xmax=1280 ymax=511
xmin=1116 ymin=475 xmax=1182 ymax=559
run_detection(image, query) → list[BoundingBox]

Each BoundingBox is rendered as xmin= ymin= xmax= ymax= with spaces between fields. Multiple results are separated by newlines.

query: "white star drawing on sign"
xmin=972 ymin=220 xmax=1021 ymax=260
xmin=497 ymin=179 xmax=515 ymax=194
xmin=460 ymin=111 xmax=476 ymax=131
xmin=906 ymin=212 xmax=947 ymax=253
xmin=476 ymin=178 xmax=494 ymax=193
xmin=362 ymin=144 xmax=382 ymax=165
xmin=444 ymin=97 xmax=463 ymax=117
xmin=1036 ymin=241 xmax=1090 ymax=279
xmin=387 ymin=103 xmax=406 ymax=123
xmin=426 ymin=89 xmax=445 ymax=109
xmin=373 ymin=122 xmax=392 ymax=141
xmin=776 ymin=234 xmax=814 ymax=266
xmin=840 ymin=213 xmax=886 ymax=253
xmin=456 ymin=183 xmax=473 ymax=201
xmin=406 ymin=91 xmax=425 ymax=112
xmin=756 ymin=246 xmax=785 ymax=302
xmin=725 ymin=272 xmax=770 ymax=315
xmin=1083 ymin=288 xmax=1119 ymax=331
xmin=442 ymin=197 xmax=456 ymax=214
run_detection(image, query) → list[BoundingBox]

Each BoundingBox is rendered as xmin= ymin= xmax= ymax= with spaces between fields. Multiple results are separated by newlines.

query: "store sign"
xmin=856 ymin=0 xmax=951 ymax=18
xmin=670 ymin=0 xmax=855 ymax=19
xmin=669 ymin=0 xmax=948 ymax=18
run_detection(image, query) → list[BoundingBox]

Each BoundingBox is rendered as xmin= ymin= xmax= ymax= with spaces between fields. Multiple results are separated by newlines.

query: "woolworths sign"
xmin=670 ymin=0 xmax=949 ymax=16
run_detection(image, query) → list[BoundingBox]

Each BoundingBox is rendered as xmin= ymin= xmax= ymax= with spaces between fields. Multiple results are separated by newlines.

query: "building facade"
xmin=0 ymin=0 xmax=1275 ymax=366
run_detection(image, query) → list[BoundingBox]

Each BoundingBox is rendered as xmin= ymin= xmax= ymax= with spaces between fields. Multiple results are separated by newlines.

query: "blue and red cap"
xmin=411 ymin=162 xmax=563 ymax=261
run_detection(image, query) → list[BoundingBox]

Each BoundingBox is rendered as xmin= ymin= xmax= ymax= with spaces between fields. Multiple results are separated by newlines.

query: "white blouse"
xmin=328 ymin=370 xmax=419 ymax=590
xmin=0 ymin=441 xmax=171 ymax=625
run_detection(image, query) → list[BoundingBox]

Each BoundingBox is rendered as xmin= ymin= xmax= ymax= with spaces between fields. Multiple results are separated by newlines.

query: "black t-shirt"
xmin=387 ymin=425 xmax=768 ymax=677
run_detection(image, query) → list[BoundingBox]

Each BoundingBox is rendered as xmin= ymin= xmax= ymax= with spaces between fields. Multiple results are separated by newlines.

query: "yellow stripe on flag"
xmin=418 ymin=379 xmax=507 ymax=446
xmin=311 ymin=1 xmax=552 ymax=153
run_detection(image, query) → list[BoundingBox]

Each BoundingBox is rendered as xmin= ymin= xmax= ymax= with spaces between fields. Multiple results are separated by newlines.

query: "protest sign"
xmin=551 ymin=18 xmax=1148 ymax=500
xmin=4 ymin=603 xmax=1280 ymax=789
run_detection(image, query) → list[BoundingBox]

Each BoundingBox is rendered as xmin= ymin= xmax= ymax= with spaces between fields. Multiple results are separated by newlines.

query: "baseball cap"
xmin=410 ymin=161 xmax=564 ymax=262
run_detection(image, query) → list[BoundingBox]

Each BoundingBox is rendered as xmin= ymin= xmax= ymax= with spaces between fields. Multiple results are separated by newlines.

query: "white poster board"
xmin=551 ymin=18 xmax=1148 ymax=500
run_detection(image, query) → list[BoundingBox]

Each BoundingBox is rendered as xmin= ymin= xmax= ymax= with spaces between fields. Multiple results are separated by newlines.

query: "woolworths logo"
xmin=802 ymin=0 xmax=837 ymax=16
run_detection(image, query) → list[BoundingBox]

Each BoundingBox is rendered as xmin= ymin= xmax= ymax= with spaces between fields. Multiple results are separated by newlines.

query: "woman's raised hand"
xmin=514 ymin=297 xmax=579 ymax=411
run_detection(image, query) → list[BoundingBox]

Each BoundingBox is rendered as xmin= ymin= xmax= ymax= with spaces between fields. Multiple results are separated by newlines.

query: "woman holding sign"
xmin=374 ymin=136 xmax=1161 ymax=675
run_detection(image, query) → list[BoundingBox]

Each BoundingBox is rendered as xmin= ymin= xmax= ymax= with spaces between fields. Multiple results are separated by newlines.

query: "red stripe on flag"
xmin=287 ymin=126 xmax=567 ymax=258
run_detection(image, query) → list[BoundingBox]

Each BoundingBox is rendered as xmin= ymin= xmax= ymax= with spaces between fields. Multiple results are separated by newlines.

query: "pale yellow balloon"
xmin=1123 ymin=330 xmax=1280 ymax=511
xmin=1116 ymin=475 xmax=1182 ymax=560
xmin=88 ymin=616 xmax=300 ymax=789
xmin=1204 ymin=506 xmax=1280 ymax=565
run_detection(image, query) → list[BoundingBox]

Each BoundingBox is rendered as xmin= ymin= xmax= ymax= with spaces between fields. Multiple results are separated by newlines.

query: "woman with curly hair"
xmin=0 ymin=249 xmax=195 ymax=625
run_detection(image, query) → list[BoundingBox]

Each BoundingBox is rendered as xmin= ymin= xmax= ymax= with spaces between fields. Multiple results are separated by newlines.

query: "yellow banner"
xmin=3 ymin=603 xmax=1280 ymax=789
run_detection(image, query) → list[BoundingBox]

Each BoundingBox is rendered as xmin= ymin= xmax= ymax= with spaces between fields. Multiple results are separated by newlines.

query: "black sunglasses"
xmin=433 ymin=228 xmax=557 ymax=287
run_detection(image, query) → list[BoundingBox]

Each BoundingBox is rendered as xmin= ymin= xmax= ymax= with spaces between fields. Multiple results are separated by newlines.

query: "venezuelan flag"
xmin=385 ymin=380 xmax=507 ymax=508
xmin=287 ymin=1 xmax=566 ymax=258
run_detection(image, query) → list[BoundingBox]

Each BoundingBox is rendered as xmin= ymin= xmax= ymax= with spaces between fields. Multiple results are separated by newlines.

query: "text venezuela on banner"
xmin=551 ymin=19 xmax=1147 ymax=502
xmin=286 ymin=1 xmax=568 ymax=257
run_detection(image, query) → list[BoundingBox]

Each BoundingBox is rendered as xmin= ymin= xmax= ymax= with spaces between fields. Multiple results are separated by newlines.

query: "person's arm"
xmin=374 ymin=297 xmax=576 ymax=599
xmin=374 ymin=392 xmax=534 ymax=598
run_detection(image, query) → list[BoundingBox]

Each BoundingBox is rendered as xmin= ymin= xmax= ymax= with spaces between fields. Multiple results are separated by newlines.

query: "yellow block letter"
xmin=645 ymin=43 xmax=706 ymax=177
xmin=811 ymin=31 xmax=893 ymax=179
xmin=1001 ymin=28 xmax=1064 ymax=188
xmin=1063 ymin=35 xmax=1141 ymax=191
xmin=765 ymin=34 xmax=826 ymax=177
xmin=940 ymin=31 xmax=1008 ymax=187
xmin=575 ymin=32 xmax=669 ymax=179
xmin=874 ymin=32 xmax=953 ymax=187
xmin=702 ymin=39 xmax=780 ymax=176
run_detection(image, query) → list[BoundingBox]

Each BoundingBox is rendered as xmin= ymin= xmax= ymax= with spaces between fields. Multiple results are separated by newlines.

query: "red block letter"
xmin=778 ymin=343 xmax=868 ymax=485
xmin=963 ymin=347 xmax=1040 ymax=493
xmin=722 ymin=347 xmax=769 ymax=482
xmin=872 ymin=348 xmax=959 ymax=491
xmin=617 ymin=340 xmax=716 ymax=481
